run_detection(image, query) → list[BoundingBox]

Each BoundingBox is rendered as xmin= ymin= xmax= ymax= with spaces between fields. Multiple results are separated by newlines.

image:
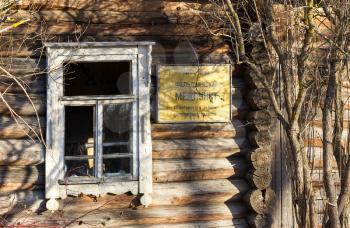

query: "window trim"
xmin=45 ymin=42 xmax=154 ymax=211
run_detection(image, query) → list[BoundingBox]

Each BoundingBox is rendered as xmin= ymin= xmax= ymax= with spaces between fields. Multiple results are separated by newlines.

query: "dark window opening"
xmin=64 ymin=106 xmax=94 ymax=177
xmin=64 ymin=62 xmax=131 ymax=96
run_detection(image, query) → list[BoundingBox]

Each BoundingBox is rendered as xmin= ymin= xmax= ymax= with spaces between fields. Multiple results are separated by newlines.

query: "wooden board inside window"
xmin=157 ymin=65 xmax=231 ymax=123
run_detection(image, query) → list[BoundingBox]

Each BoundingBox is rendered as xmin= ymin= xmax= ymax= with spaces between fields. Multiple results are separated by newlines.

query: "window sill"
xmin=58 ymin=174 xmax=135 ymax=185
xmin=57 ymin=180 xmax=139 ymax=198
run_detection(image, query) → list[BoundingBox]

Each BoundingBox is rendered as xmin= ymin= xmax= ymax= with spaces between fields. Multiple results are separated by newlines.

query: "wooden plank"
xmin=20 ymin=0 xmax=212 ymax=12
xmin=0 ymin=116 xmax=45 ymax=139
xmin=153 ymin=158 xmax=247 ymax=182
xmin=0 ymin=140 xmax=44 ymax=165
xmin=152 ymin=119 xmax=246 ymax=139
xmin=3 ymin=202 xmax=248 ymax=227
xmin=0 ymin=93 xmax=46 ymax=116
xmin=152 ymin=137 xmax=249 ymax=159
xmin=0 ymin=166 xmax=44 ymax=193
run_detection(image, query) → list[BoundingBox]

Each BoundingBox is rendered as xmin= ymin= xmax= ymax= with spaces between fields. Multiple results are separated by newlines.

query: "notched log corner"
xmin=244 ymin=188 xmax=275 ymax=215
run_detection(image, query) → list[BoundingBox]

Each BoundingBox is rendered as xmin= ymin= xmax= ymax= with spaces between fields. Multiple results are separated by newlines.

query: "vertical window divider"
xmin=96 ymin=101 xmax=103 ymax=178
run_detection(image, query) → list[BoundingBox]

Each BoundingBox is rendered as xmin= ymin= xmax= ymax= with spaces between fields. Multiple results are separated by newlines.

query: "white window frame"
xmin=45 ymin=42 xmax=154 ymax=211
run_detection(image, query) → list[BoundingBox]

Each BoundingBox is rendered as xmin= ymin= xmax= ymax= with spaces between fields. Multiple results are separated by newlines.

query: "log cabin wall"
xmin=0 ymin=0 xmax=267 ymax=227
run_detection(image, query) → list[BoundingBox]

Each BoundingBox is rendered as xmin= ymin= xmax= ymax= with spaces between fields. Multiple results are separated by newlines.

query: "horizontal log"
xmin=1 ymin=158 xmax=247 ymax=192
xmin=153 ymin=179 xmax=249 ymax=205
xmin=4 ymin=202 xmax=248 ymax=227
xmin=312 ymin=108 xmax=350 ymax=122
xmin=246 ymin=89 xmax=270 ymax=110
xmin=13 ymin=10 xmax=203 ymax=25
xmin=311 ymin=170 xmax=340 ymax=183
xmin=0 ymin=116 xmax=45 ymax=139
xmin=306 ymin=126 xmax=349 ymax=142
xmin=247 ymin=213 xmax=270 ymax=228
xmin=1 ymin=179 xmax=249 ymax=215
xmin=244 ymin=188 xmax=275 ymax=214
xmin=248 ymin=130 xmax=272 ymax=148
xmin=244 ymin=69 xmax=265 ymax=89
xmin=133 ymin=219 xmax=249 ymax=228
xmin=311 ymin=119 xmax=350 ymax=129
xmin=246 ymin=110 xmax=272 ymax=131
xmin=246 ymin=168 xmax=272 ymax=190
xmin=0 ymin=58 xmax=46 ymax=74
xmin=153 ymin=158 xmax=247 ymax=182
xmin=0 ymin=166 xmax=44 ymax=193
xmin=0 ymin=138 xmax=249 ymax=164
xmin=152 ymin=119 xmax=246 ymax=139
xmin=152 ymin=137 xmax=249 ymax=159
xmin=0 ymin=93 xmax=46 ymax=116
xmin=0 ymin=190 xmax=46 ymax=215
xmin=0 ymin=140 xmax=44 ymax=165
xmin=245 ymin=148 xmax=272 ymax=165
xmin=20 ymin=0 xmax=213 ymax=12
xmin=2 ymin=22 xmax=209 ymax=36
xmin=0 ymin=75 xmax=46 ymax=93
xmin=0 ymin=34 xmax=227 ymax=57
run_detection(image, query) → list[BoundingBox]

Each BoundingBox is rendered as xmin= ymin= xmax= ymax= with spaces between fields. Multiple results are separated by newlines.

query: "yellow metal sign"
xmin=157 ymin=65 xmax=231 ymax=122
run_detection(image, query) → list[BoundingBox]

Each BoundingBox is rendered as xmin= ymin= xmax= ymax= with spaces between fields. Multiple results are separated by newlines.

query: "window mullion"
xmin=95 ymin=101 xmax=103 ymax=178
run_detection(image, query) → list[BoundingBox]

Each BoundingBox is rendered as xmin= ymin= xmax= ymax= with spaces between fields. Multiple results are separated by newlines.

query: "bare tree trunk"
xmin=322 ymin=57 xmax=341 ymax=228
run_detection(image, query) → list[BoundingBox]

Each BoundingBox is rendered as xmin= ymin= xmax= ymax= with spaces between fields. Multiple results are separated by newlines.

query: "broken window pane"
xmin=103 ymin=103 xmax=132 ymax=155
xmin=64 ymin=106 xmax=94 ymax=177
xmin=63 ymin=61 xmax=131 ymax=96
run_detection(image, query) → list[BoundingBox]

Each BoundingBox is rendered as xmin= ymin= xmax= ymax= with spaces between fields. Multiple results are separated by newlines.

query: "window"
xmin=45 ymin=42 xmax=154 ymax=211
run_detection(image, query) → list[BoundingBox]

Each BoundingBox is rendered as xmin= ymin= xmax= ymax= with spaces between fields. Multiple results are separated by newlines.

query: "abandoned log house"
xmin=0 ymin=0 xmax=345 ymax=227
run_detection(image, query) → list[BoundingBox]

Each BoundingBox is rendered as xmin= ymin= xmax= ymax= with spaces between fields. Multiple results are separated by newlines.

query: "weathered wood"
xmin=246 ymin=89 xmax=270 ymax=110
xmin=246 ymin=168 xmax=272 ymax=190
xmin=0 ymin=93 xmax=46 ymax=116
xmin=20 ymin=0 xmax=213 ymax=12
xmin=0 ymin=190 xmax=46 ymax=215
xmin=0 ymin=116 xmax=44 ymax=139
xmin=13 ymin=10 xmax=203 ymax=25
xmin=129 ymin=219 xmax=250 ymax=228
xmin=0 ymin=166 xmax=44 ymax=193
xmin=0 ymin=58 xmax=46 ymax=74
xmin=244 ymin=188 xmax=275 ymax=214
xmin=153 ymin=179 xmax=249 ymax=205
xmin=247 ymin=110 xmax=272 ymax=131
xmin=152 ymin=119 xmax=246 ymax=139
xmin=152 ymin=137 xmax=249 ymax=159
xmin=0 ymin=75 xmax=46 ymax=93
xmin=0 ymin=35 xmax=229 ymax=58
xmin=248 ymin=130 xmax=272 ymax=148
xmin=0 ymin=138 xmax=249 ymax=164
xmin=153 ymin=158 xmax=247 ymax=182
xmin=245 ymin=148 xmax=273 ymax=170
xmin=247 ymin=213 xmax=270 ymax=228
xmin=0 ymin=140 xmax=44 ymax=165
xmin=0 ymin=179 xmax=249 ymax=215
xmin=244 ymin=189 xmax=266 ymax=214
xmin=3 ymin=202 xmax=248 ymax=227
xmin=2 ymin=23 xmax=209 ymax=36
